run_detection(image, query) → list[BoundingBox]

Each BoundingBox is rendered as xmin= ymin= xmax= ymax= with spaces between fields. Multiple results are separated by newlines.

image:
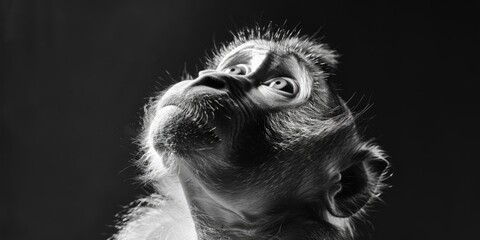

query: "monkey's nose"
xmin=190 ymin=74 xmax=227 ymax=90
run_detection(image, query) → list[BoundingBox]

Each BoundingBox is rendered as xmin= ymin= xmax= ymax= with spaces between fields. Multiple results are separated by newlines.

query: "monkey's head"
xmin=142 ymin=28 xmax=389 ymax=238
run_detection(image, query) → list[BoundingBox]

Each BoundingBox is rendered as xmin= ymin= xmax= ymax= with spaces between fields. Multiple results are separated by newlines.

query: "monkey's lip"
xmin=158 ymin=85 xmax=227 ymax=109
xmin=158 ymin=104 xmax=182 ymax=113
xmin=186 ymin=85 xmax=227 ymax=95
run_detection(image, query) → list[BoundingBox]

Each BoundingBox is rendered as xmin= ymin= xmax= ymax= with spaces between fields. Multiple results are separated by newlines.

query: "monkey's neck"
xmin=177 ymin=170 xmax=342 ymax=240
xmin=178 ymin=171 xmax=259 ymax=239
xmin=187 ymin=197 xmax=342 ymax=240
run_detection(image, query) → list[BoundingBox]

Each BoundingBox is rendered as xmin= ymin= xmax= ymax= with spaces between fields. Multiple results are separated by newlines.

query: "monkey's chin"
xmin=152 ymin=105 xmax=220 ymax=155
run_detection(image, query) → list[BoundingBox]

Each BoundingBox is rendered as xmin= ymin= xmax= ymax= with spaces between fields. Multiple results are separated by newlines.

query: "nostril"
xmin=195 ymin=75 xmax=227 ymax=90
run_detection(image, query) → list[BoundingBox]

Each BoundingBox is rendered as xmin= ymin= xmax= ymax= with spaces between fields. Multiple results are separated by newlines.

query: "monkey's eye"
xmin=222 ymin=64 xmax=251 ymax=75
xmin=264 ymin=78 xmax=297 ymax=95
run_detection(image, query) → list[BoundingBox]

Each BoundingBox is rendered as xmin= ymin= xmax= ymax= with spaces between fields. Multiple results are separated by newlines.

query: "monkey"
xmin=112 ymin=26 xmax=390 ymax=240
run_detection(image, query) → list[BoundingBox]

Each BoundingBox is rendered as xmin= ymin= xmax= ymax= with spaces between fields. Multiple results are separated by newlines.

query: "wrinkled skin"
xmin=113 ymin=28 xmax=389 ymax=240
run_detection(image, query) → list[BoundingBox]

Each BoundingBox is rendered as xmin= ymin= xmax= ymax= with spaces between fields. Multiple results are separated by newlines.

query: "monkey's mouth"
xmin=152 ymin=101 xmax=222 ymax=155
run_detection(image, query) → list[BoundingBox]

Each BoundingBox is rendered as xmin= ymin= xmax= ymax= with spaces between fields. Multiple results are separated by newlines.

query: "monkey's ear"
xmin=325 ymin=146 xmax=389 ymax=218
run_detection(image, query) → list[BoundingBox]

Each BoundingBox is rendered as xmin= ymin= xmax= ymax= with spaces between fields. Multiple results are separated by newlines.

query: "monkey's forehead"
xmin=207 ymin=38 xmax=338 ymax=72
xmin=215 ymin=41 xmax=268 ymax=70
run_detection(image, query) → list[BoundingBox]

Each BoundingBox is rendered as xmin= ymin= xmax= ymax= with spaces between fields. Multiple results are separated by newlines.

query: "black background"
xmin=2 ymin=1 xmax=479 ymax=240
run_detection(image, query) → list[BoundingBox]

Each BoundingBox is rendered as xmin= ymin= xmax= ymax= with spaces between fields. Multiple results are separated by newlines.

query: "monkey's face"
xmin=153 ymin=41 xmax=334 ymax=161
xmin=148 ymin=38 xmax=352 ymax=198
